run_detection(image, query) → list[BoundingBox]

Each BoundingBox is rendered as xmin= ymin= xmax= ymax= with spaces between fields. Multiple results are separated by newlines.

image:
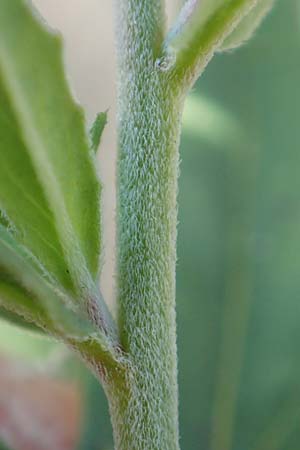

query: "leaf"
xmin=0 ymin=226 xmax=122 ymax=370
xmin=0 ymin=225 xmax=98 ymax=336
xmin=0 ymin=305 xmax=44 ymax=334
xmin=175 ymin=0 xmax=272 ymax=39
xmin=167 ymin=0 xmax=248 ymax=43
xmin=90 ymin=111 xmax=107 ymax=153
xmin=219 ymin=0 xmax=275 ymax=51
xmin=0 ymin=258 xmax=48 ymax=334
xmin=0 ymin=275 xmax=48 ymax=334
xmin=0 ymin=0 xmax=102 ymax=301
xmin=0 ymin=225 xmax=73 ymax=330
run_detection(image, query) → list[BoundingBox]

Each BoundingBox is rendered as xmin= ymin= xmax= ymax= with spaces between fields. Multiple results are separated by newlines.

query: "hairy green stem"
xmin=108 ymin=0 xmax=183 ymax=448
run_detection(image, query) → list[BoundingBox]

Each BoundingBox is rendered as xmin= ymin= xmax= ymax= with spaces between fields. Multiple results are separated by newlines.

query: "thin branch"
xmin=164 ymin=0 xmax=258 ymax=88
xmin=165 ymin=0 xmax=199 ymax=47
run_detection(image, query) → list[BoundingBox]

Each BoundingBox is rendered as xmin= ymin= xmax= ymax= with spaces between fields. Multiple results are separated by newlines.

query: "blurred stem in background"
xmin=211 ymin=130 xmax=258 ymax=450
xmin=182 ymin=94 xmax=259 ymax=450
xmin=253 ymin=391 xmax=300 ymax=450
xmin=178 ymin=3 xmax=300 ymax=449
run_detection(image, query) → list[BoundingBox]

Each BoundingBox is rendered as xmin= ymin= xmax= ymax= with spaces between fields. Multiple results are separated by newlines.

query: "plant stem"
xmin=109 ymin=0 xmax=183 ymax=448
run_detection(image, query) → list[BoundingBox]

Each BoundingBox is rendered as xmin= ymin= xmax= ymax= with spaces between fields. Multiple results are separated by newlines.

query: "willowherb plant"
xmin=0 ymin=0 xmax=274 ymax=448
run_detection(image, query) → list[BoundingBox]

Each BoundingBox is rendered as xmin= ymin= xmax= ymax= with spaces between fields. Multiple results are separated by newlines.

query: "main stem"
xmin=107 ymin=1 xmax=184 ymax=448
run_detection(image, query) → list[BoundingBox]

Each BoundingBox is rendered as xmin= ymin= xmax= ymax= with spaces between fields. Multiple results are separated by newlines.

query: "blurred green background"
xmin=1 ymin=0 xmax=300 ymax=449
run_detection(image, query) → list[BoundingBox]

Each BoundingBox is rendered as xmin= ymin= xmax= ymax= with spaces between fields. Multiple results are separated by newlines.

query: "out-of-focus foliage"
xmin=178 ymin=1 xmax=300 ymax=449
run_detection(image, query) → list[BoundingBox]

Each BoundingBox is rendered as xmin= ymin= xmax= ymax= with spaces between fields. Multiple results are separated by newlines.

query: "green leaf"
xmin=220 ymin=0 xmax=274 ymax=51
xmin=0 ymin=224 xmax=78 ymax=332
xmin=90 ymin=111 xmax=107 ymax=153
xmin=0 ymin=225 xmax=122 ymax=370
xmin=0 ymin=306 xmax=43 ymax=333
xmin=174 ymin=0 xmax=272 ymax=40
xmin=0 ymin=263 xmax=46 ymax=334
xmin=0 ymin=224 xmax=100 ymax=340
xmin=0 ymin=259 xmax=44 ymax=315
xmin=0 ymin=0 xmax=102 ymax=300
